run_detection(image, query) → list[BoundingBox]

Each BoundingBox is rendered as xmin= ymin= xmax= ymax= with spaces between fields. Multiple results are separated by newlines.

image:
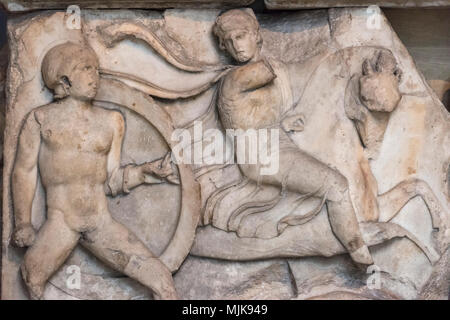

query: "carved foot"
xmin=21 ymin=264 xmax=45 ymax=300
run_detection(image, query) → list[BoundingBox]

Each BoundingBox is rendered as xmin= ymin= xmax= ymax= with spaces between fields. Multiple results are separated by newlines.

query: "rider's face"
xmin=67 ymin=61 xmax=100 ymax=101
xmin=222 ymin=29 xmax=259 ymax=63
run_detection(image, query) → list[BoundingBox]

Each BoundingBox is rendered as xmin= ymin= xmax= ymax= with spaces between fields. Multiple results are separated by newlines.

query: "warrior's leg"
xmin=80 ymin=215 xmax=177 ymax=300
xmin=21 ymin=212 xmax=80 ymax=300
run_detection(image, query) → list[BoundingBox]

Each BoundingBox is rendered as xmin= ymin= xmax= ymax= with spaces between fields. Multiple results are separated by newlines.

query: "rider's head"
xmin=42 ymin=42 xmax=100 ymax=101
xmin=213 ymin=9 xmax=262 ymax=63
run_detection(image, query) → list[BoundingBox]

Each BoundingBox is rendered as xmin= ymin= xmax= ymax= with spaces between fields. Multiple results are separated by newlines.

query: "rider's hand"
xmin=13 ymin=224 xmax=36 ymax=247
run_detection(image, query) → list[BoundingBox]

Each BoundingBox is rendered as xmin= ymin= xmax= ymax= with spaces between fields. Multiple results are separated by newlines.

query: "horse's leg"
xmin=377 ymin=178 xmax=447 ymax=232
xmin=191 ymin=215 xmax=439 ymax=264
xmin=191 ymin=212 xmax=347 ymax=261
xmin=357 ymin=153 xmax=380 ymax=221
xmin=359 ymin=222 xmax=440 ymax=264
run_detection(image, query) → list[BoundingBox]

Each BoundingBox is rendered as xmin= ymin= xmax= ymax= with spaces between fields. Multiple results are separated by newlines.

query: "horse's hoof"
xmin=349 ymin=245 xmax=374 ymax=270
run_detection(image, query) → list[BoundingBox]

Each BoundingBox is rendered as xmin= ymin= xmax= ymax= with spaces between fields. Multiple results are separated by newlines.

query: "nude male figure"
xmin=213 ymin=9 xmax=374 ymax=267
xmin=12 ymin=42 xmax=179 ymax=299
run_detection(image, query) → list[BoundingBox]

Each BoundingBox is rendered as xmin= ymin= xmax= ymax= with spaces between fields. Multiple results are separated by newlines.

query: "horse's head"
xmin=359 ymin=51 xmax=402 ymax=113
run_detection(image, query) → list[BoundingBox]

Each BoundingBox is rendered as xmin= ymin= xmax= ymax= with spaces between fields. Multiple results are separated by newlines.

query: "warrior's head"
xmin=213 ymin=9 xmax=262 ymax=63
xmin=42 ymin=42 xmax=100 ymax=101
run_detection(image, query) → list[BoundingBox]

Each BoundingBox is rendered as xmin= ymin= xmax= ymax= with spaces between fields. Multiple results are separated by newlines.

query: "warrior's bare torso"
xmin=34 ymin=101 xmax=121 ymax=226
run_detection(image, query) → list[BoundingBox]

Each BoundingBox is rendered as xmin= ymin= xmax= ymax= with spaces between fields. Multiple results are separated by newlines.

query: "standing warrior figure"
xmin=12 ymin=42 xmax=178 ymax=300
xmin=213 ymin=9 xmax=374 ymax=268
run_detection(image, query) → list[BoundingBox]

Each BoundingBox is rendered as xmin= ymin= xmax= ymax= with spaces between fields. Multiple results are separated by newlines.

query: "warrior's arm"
xmin=105 ymin=112 xmax=178 ymax=197
xmin=12 ymin=111 xmax=41 ymax=230
xmin=223 ymin=59 xmax=276 ymax=95
xmin=105 ymin=112 xmax=165 ymax=197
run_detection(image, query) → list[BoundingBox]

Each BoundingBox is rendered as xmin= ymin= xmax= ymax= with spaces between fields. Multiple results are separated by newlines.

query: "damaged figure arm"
xmin=223 ymin=59 xmax=276 ymax=95
xmin=12 ymin=111 xmax=41 ymax=247
xmin=105 ymin=112 xmax=179 ymax=197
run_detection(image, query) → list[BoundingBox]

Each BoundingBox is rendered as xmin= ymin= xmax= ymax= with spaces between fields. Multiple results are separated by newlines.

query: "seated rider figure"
xmin=213 ymin=9 xmax=374 ymax=268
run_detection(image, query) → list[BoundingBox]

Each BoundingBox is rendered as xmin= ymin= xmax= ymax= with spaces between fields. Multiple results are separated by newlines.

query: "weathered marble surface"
xmin=0 ymin=43 xmax=6 ymax=296
xmin=0 ymin=44 xmax=6 ymax=152
xmin=2 ymin=8 xmax=449 ymax=300
xmin=265 ymin=0 xmax=450 ymax=9
xmin=0 ymin=0 xmax=254 ymax=11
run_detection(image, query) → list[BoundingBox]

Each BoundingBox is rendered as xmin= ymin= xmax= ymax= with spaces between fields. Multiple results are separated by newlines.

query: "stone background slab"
xmin=0 ymin=4 xmax=448 ymax=300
